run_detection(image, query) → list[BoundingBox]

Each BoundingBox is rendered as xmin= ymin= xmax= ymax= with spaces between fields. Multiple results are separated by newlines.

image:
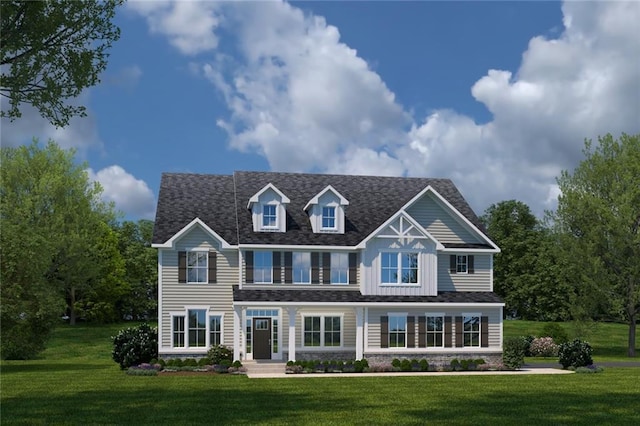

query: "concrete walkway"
xmin=247 ymin=367 xmax=573 ymax=379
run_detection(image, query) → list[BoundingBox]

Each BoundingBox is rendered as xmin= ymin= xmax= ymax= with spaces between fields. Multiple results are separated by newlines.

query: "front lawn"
xmin=1 ymin=322 xmax=639 ymax=425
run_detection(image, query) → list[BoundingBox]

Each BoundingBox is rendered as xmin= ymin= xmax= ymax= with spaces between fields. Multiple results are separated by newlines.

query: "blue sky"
xmin=2 ymin=1 xmax=639 ymax=221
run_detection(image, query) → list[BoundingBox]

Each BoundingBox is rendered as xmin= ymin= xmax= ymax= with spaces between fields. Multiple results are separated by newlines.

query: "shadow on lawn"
xmin=1 ymin=363 xmax=111 ymax=373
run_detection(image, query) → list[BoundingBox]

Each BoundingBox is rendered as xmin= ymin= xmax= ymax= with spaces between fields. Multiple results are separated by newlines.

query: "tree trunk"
xmin=629 ymin=312 xmax=636 ymax=357
xmin=69 ymin=287 xmax=76 ymax=326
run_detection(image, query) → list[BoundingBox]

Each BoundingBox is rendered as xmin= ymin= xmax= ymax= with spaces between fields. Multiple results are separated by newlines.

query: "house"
xmin=151 ymin=171 xmax=503 ymax=365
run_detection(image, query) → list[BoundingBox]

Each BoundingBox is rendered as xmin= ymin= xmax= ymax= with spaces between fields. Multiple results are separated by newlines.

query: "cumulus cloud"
xmin=88 ymin=166 xmax=156 ymax=219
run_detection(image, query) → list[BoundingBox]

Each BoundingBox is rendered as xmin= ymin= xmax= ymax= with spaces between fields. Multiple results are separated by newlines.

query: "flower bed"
xmin=284 ymin=358 xmax=508 ymax=374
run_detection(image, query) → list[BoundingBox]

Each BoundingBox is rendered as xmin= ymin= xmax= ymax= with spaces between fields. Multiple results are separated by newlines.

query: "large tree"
xmin=0 ymin=140 xmax=117 ymax=358
xmin=553 ymin=133 xmax=640 ymax=357
xmin=1 ymin=0 xmax=122 ymax=127
xmin=481 ymin=200 xmax=572 ymax=320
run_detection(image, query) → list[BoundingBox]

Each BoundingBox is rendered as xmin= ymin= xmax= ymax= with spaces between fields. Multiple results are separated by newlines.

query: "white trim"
xmin=387 ymin=313 xmax=409 ymax=349
xmin=357 ymin=211 xmax=444 ymax=250
xmin=247 ymin=183 xmax=290 ymax=209
xmin=461 ymin=312 xmax=482 ymax=348
xmin=424 ymin=313 xmax=446 ymax=348
xmin=379 ymin=250 xmax=421 ymax=286
xmin=157 ymin=249 xmax=163 ymax=349
xmin=152 ymin=218 xmax=234 ymax=249
xmin=234 ymin=301 xmax=505 ymax=308
xmin=208 ymin=311 xmax=225 ymax=346
xmin=440 ymin=248 xmax=500 ymax=254
xmin=239 ymin=244 xmax=358 ymax=250
xmin=303 ymin=185 xmax=349 ymax=211
xmin=300 ymin=313 xmax=344 ymax=349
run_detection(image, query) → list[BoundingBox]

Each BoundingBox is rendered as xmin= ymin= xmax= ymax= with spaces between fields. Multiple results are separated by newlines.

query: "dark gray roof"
xmin=153 ymin=171 xmax=488 ymax=246
xmin=232 ymin=286 xmax=503 ymax=304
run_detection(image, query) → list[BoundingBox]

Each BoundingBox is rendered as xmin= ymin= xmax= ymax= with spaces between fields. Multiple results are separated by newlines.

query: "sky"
xmin=2 ymin=0 xmax=639 ymax=222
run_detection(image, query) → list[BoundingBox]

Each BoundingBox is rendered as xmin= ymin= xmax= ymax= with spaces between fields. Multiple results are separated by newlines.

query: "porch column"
xmin=355 ymin=307 xmax=364 ymax=360
xmin=287 ymin=307 xmax=297 ymax=361
xmin=233 ymin=306 xmax=242 ymax=361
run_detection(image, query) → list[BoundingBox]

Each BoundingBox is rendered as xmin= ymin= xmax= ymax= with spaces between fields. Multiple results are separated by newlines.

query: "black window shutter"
xmin=284 ymin=252 xmax=293 ymax=283
xmin=449 ymin=255 xmax=456 ymax=274
xmin=348 ymin=253 xmax=357 ymax=284
xmin=407 ymin=316 xmax=416 ymax=348
xmin=208 ymin=252 xmax=217 ymax=284
xmin=178 ymin=251 xmax=186 ymax=283
xmin=455 ymin=316 xmax=463 ymax=347
xmin=245 ymin=251 xmax=254 ymax=284
xmin=468 ymin=255 xmax=475 ymax=274
xmin=481 ymin=316 xmax=489 ymax=347
xmin=273 ymin=252 xmax=282 ymax=283
xmin=322 ymin=252 xmax=331 ymax=284
xmin=418 ymin=316 xmax=426 ymax=348
xmin=444 ymin=316 xmax=452 ymax=347
xmin=311 ymin=252 xmax=320 ymax=284
xmin=380 ymin=316 xmax=389 ymax=348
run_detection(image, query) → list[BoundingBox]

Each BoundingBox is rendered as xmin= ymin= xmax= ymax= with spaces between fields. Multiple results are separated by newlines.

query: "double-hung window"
xmin=388 ymin=315 xmax=407 ymax=348
xmin=188 ymin=309 xmax=207 ymax=347
xmin=293 ymin=252 xmax=311 ymax=284
xmin=173 ymin=316 xmax=185 ymax=347
xmin=303 ymin=315 xmax=341 ymax=347
xmin=321 ymin=206 xmax=336 ymax=229
xmin=456 ymin=255 xmax=468 ymax=273
xmin=254 ymin=251 xmax=273 ymax=283
xmin=330 ymin=252 xmax=348 ymax=284
xmin=209 ymin=315 xmax=222 ymax=346
xmin=381 ymin=252 xmax=418 ymax=285
xmin=262 ymin=204 xmax=277 ymax=228
xmin=426 ymin=315 xmax=444 ymax=347
xmin=187 ymin=252 xmax=208 ymax=283
xmin=463 ymin=315 xmax=480 ymax=347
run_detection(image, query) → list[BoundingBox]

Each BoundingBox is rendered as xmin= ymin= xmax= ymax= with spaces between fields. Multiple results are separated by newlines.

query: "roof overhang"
xmin=303 ymin=184 xmax=350 ymax=211
xmin=151 ymin=217 xmax=235 ymax=249
xmin=247 ymin=183 xmax=290 ymax=209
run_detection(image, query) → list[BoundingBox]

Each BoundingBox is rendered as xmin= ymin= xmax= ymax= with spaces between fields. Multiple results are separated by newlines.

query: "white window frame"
xmin=321 ymin=206 xmax=337 ymax=230
xmin=186 ymin=250 xmax=208 ymax=284
xmin=462 ymin=313 xmax=481 ymax=348
xmin=380 ymin=251 xmax=420 ymax=286
xmin=254 ymin=251 xmax=273 ymax=284
xmin=293 ymin=252 xmax=311 ymax=284
xmin=330 ymin=252 xmax=349 ymax=285
xmin=262 ymin=204 xmax=278 ymax=229
xmin=171 ymin=314 xmax=186 ymax=348
xmin=209 ymin=313 xmax=225 ymax=347
xmin=425 ymin=313 xmax=445 ymax=348
xmin=301 ymin=314 xmax=343 ymax=348
xmin=456 ymin=255 xmax=468 ymax=274
xmin=170 ymin=307 xmax=224 ymax=349
xmin=388 ymin=313 xmax=408 ymax=348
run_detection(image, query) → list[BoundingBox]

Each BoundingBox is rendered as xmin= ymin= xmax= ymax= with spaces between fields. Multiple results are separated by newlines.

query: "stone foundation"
xmin=364 ymin=352 xmax=503 ymax=367
xmin=284 ymin=351 xmax=357 ymax=362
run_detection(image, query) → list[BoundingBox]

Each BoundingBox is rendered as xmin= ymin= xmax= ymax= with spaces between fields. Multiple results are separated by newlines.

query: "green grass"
xmin=504 ymin=320 xmax=637 ymax=362
xmin=1 ymin=322 xmax=639 ymax=425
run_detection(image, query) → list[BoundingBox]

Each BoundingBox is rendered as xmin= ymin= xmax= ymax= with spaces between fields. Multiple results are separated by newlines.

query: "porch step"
xmin=243 ymin=360 xmax=287 ymax=377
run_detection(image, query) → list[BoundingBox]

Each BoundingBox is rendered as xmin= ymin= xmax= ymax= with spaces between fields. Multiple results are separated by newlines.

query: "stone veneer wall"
xmin=364 ymin=352 xmax=503 ymax=367
xmin=284 ymin=351 xmax=357 ymax=362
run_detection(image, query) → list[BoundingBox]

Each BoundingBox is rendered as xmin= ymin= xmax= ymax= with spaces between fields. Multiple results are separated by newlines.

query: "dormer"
xmin=247 ymin=183 xmax=290 ymax=232
xmin=304 ymin=185 xmax=349 ymax=234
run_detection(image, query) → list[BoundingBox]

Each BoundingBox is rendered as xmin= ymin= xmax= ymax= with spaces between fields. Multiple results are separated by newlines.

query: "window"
xmin=389 ymin=315 xmax=407 ymax=348
xmin=463 ymin=315 xmax=480 ymax=347
xmin=209 ymin=315 xmax=222 ymax=346
xmin=188 ymin=309 xmax=206 ymax=347
xmin=330 ymin=252 xmax=348 ymax=284
xmin=254 ymin=251 xmax=273 ymax=283
xmin=321 ymin=206 xmax=336 ymax=229
xmin=173 ymin=316 xmax=185 ymax=347
xmin=262 ymin=204 xmax=277 ymax=228
xmin=426 ymin=315 xmax=444 ymax=347
xmin=293 ymin=252 xmax=311 ymax=284
xmin=187 ymin=252 xmax=207 ymax=283
xmin=457 ymin=255 xmax=468 ymax=274
xmin=303 ymin=315 xmax=341 ymax=347
xmin=381 ymin=252 xmax=418 ymax=285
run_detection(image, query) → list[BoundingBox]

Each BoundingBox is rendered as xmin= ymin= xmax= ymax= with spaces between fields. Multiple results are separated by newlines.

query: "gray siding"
xmin=437 ymin=254 xmax=492 ymax=292
xmin=293 ymin=308 xmax=356 ymax=349
xmin=407 ymin=194 xmax=482 ymax=244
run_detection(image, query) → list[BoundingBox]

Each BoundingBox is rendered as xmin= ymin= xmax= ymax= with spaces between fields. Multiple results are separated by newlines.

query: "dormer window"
xmin=248 ymin=183 xmax=290 ymax=233
xmin=263 ymin=205 xmax=277 ymax=228
xmin=322 ymin=206 xmax=336 ymax=229
xmin=304 ymin=185 xmax=349 ymax=234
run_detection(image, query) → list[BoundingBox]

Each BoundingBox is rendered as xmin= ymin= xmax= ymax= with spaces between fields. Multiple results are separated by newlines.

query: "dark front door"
xmin=253 ymin=318 xmax=271 ymax=360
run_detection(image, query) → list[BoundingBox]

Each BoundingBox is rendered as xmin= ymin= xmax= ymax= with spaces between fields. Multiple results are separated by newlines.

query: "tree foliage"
xmin=0 ymin=140 xmax=116 ymax=359
xmin=553 ymin=133 xmax=640 ymax=357
xmin=1 ymin=0 xmax=122 ymax=127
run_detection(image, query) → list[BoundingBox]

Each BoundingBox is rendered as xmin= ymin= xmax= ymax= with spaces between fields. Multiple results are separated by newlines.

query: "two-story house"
xmin=152 ymin=171 xmax=504 ymax=365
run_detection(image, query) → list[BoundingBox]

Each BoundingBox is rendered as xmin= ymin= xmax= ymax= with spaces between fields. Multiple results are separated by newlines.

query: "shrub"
xmin=400 ymin=359 xmax=412 ymax=372
xmin=232 ymin=360 xmax=243 ymax=368
xmin=111 ymin=323 xmax=158 ymax=370
xmin=450 ymin=359 xmax=460 ymax=370
xmin=558 ymin=339 xmax=593 ymax=369
xmin=522 ymin=335 xmax=535 ymax=357
xmin=503 ymin=336 xmax=528 ymax=369
xmin=219 ymin=359 xmax=232 ymax=368
xmin=207 ymin=345 xmax=233 ymax=364
xmin=198 ymin=357 xmax=211 ymax=366
xmin=183 ymin=358 xmax=198 ymax=367
xmin=419 ymin=359 xmax=429 ymax=372
xmin=540 ymin=323 xmax=569 ymax=344
xmin=391 ymin=358 xmax=401 ymax=368
xmin=529 ymin=337 xmax=559 ymax=357
xmin=575 ymin=365 xmax=603 ymax=374
xmin=126 ymin=367 xmax=158 ymax=376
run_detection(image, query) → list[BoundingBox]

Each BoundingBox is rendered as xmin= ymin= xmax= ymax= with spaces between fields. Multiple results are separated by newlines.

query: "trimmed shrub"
xmin=111 ymin=323 xmax=158 ymax=370
xmin=419 ymin=359 xmax=429 ymax=372
xmin=183 ymin=358 xmax=198 ymax=367
xmin=575 ymin=365 xmax=603 ymax=374
xmin=126 ymin=367 xmax=158 ymax=376
xmin=558 ymin=339 xmax=593 ymax=369
xmin=232 ymin=360 xmax=243 ymax=368
xmin=540 ymin=323 xmax=569 ymax=345
xmin=207 ymin=345 xmax=233 ymax=364
xmin=391 ymin=358 xmax=401 ymax=368
xmin=503 ymin=336 xmax=528 ymax=369
xmin=198 ymin=357 xmax=211 ymax=366
xmin=523 ymin=335 xmax=535 ymax=357
xmin=400 ymin=359 xmax=412 ymax=372
xmin=529 ymin=337 xmax=559 ymax=357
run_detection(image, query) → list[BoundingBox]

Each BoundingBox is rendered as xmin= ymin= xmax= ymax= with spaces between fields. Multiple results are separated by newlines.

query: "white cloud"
xmin=88 ymin=165 xmax=156 ymax=219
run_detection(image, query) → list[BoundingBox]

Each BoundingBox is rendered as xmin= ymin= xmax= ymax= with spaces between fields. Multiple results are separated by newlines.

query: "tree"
xmin=0 ymin=140 xmax=116 ymax=358
xmin=481 ymin=200 xmax=572 ymax=320
xmin=1 ymin=0 xmax=122 ymax=127
xmin=553 ymin=133 xmax=640 ymax=357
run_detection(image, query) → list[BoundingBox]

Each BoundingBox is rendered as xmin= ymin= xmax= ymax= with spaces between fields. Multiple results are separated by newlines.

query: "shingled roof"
xmin=152 ymin=171 xmax=488 ymax=246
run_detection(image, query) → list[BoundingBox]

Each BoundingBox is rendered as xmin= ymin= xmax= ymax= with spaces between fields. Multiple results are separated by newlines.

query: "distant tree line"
xmin=1 ymin=141 xmax=157 ymax=360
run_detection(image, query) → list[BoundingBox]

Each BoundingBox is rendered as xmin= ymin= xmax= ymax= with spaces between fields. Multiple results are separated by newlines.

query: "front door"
xmin=253 ymin=318 xmax=272 ymax=359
